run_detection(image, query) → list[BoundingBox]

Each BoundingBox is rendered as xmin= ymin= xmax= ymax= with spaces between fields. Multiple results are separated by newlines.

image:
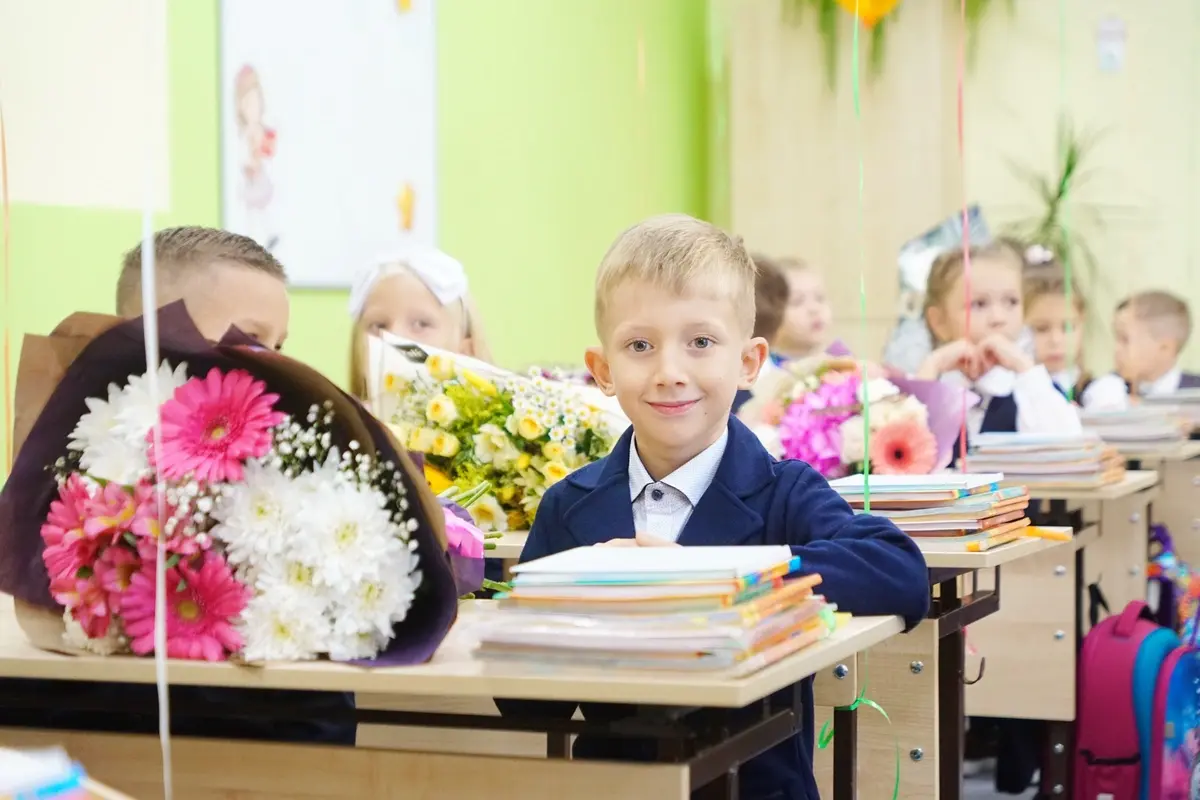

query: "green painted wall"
xmin=2 ymin=0 xmax=710 ymax=475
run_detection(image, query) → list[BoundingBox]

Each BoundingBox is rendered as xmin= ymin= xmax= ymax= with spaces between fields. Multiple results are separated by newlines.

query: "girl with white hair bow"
xmin=347 ymin=246 xmax=492 ymax=400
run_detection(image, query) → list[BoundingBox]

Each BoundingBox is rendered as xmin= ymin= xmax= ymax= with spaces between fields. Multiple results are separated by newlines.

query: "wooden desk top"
xmin=1121 ymin=441 xmax=1200 ymax=463
xmin=0 ymin=596 xmax=902 ymax=709
xmin=488 ymin=531 xmax=527 ymax=560
xmin=916 ymin=528 xmax=1072 ymax=569
xmin=1003 ymin=469 xmax=1160 ymax=501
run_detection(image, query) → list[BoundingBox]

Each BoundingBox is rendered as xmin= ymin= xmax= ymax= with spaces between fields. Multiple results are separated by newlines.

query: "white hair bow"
xmin=348 ymin=246 xmax=469 ymax=319
xmin=1024 ymin=244 xmax=1055 ymax=265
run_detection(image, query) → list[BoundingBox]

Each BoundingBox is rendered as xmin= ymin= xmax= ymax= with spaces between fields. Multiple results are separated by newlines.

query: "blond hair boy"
xmin=116 ymin=226 xmax=290 ymax=350
xmin=1114 ymin=290 xmax=1199 ymax=395
xmin=496 ymin=213 xmax=929 ymax=799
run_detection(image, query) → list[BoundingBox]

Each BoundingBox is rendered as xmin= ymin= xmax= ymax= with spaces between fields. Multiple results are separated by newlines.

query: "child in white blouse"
xmin=916 ymin=240 xmax=1081 ymax=437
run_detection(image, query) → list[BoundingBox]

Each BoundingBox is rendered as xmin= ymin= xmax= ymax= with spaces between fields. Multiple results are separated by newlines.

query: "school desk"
xmin=1123 ymin=441 xmax=1200 ymax=567
xmin=0 ymin=596 xmax=902 ymax=800
xmin=969 ymin=473 xmax=1158 ymax=797
xmin=807 ymin=533 xmax=1069 ymax=800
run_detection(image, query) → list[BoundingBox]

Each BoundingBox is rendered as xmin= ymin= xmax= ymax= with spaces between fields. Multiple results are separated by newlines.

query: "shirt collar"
xmin=941 ymin=366 xmax=1016 ymax=399
xmin=628 ymin=429 xmax=729 ymax=506
xmin=1141 ymin=367 xmax=1182 ymax=397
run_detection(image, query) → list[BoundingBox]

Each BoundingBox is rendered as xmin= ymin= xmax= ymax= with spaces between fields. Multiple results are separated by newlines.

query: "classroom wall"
xmin=0 ymin=0 xmax=709 ymax=475
xmin=726 ymin=0 xmax=1200 ymax=372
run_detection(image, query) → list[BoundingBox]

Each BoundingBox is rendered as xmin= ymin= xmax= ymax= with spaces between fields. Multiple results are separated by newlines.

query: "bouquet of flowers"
xmin=0 ymin=304 xmax=458 ymax=665
xmin=744 ymin=357 xmax=976 ymax=478
xmin=368 ymin=334 xmax=625 ymax=532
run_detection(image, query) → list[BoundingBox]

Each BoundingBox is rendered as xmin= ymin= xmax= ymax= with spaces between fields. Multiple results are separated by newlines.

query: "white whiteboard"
xmin=218 ymin=0 xmax=437 ymax=288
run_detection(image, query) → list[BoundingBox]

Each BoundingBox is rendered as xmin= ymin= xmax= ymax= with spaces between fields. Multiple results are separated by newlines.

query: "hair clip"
xmin=1025 ymin=244 xmax=1055 ymax=265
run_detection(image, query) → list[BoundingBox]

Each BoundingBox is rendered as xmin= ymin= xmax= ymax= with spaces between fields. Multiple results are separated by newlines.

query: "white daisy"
xmin=79 ymin=435 xmax=150 ymax=486
xmin=67 ymin=382 xmax=124 ymax=454
xmin=238 ymin=588 xmax=327 ymax=662
xmin=327 ymin=629 xmax=391 ymax=662
xmin=111 ymin=360 xmax=190 ymax=448
xmin=210 ymin=460 xmax=296 ymax=567
xmin=330 ymin=548 xmax=419 ymax=641
xmin=294 ymin=482 xmax=405 ymax=595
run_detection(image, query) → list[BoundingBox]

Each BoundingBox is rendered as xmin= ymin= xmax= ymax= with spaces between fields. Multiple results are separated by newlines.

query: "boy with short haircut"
xmin=1114 ymin=290 xmax=1200 ymax=396
xmin=116 ymin=226 xmax=290 ymax=350
xmin=504 ymin=214 xmax=929 ymax=800
xmin=730 ymin=253 xmax=791 ymax=414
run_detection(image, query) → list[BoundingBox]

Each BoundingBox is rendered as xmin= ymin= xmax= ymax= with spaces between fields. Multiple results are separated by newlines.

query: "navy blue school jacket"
xmin=496 ymin=415 xmax=929 ymax=800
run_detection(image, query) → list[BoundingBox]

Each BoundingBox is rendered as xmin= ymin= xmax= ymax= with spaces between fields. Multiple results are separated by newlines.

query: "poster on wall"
xmin=218 ymin=0 xmax=437 ymax=288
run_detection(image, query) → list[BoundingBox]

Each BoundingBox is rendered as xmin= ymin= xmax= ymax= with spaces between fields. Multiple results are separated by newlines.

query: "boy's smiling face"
xmin=586 ymin=278 xmax=767 ymax=479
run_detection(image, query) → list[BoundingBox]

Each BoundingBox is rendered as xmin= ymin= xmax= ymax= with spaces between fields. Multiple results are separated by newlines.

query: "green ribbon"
xmin=851 ymin=0 xmax=871 ymax=510
xmin=815 ymin=652 xmax=901 ymax=800
xmin=1058 ymin=0 xmax=1074 ymax=403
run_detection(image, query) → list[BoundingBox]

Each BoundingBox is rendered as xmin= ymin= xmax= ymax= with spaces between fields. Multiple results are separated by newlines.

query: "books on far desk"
xmin=1140 ymin=389 xmax=1200 ymax=429
xmin=827 ymin=473 xmax=1033 ymax=551
xmin=473 ymin=546 xmax=838 ymax=676
xmin=965 ymin=432 xmax=1126 ymax=489
xmin=1080 ymin=407 xmax=1191 ymax=453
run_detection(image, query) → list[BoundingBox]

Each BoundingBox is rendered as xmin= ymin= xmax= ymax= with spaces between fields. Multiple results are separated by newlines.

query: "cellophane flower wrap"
xmin=367 ymin=334 xmax=625 ymax=532
xmin=748 ymin=357 xmax=975 ymax=478
xmin=0 ymin=304 xmax=458 ymax=666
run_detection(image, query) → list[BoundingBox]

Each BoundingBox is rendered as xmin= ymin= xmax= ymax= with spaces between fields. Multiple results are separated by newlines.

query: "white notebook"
xmin=829 ymin=473 xmax=1003 ymax=492
xmin=510 ymin=545 xmax=796 ymax=584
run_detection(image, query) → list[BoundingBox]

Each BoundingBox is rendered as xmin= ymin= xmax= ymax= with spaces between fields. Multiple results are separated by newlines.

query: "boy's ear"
xmin=584 ymin=347 xmax=616 ymax=397
xmin=738 ymin=337 xmax=770 ymax=390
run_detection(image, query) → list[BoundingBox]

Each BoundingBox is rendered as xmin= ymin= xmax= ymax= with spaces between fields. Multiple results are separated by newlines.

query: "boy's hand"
xmin=635 ymin=531 xmax=681 ymax=547
xmin=979 ymin=334 xmax=1033 ymax=375
xmin=917 ymin=339 xmax=981 ymax=380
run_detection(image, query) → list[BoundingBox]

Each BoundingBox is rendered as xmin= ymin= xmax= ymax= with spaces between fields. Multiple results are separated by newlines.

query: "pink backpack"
xmin=1074 ymin=600 xmax=1196 ymax=800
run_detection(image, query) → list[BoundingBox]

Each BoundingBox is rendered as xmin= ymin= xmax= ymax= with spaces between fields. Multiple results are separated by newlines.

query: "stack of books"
xmin=828 ymin=473 xmax=1033 ymax=551
xmin=473 ymin=546 xmax=836 ymax=676
xmin=965 ymin=432 xmax=1126 ymax=488
xmin=1140 ymin=389 xmax=1200 ymax=430
xmin=1080 ymin=407 xmax=1190 ymax=454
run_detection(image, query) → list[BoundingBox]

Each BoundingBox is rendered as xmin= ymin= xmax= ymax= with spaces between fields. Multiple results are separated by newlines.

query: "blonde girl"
xmin=1021 ymin=245 xmax=1127 ymax=410
xmin=917 ymin=239 xmax=1080 ymax=436
xmin=347 ymin=246 xmax=492 ymax=401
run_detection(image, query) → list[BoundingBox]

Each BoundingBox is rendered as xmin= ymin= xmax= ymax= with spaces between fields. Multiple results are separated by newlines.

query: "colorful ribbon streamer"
xmin=1 ymin=102 xmax=11 ymax=479
xmin=956 ymin=0 xmax=971 ymax=473
xmin=1058 ymin=0 xmax=1074 ymax=402
xmin=851 ymin=0 xmax=871 ymax=510
xmin=816 ymin=652 xmax=900 ymax=799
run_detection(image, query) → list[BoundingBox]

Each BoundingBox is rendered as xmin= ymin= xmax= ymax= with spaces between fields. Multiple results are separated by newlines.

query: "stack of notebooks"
xmin=1080 ymin=407 xmax=1191 ymax=454
xmin=828 ymin=473 xmax=1033 ymax=551
xmin=474 ymin=546 xmax=837 ymax=676
xmin=1140 ymin=389 xmax=1200 ymax=431
xmin=965 ymin=432 xmax=1126 ymax=488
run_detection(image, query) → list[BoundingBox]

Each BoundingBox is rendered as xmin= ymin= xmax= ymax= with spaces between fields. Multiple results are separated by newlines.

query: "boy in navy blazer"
xmin=496 ymin=214 xmax=929 ymax=800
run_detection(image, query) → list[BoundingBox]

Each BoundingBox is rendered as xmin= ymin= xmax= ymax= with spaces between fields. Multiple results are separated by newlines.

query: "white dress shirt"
xmin=940 ymin=364 xmax=1082 ymax=437
xmin=1052 ymin=367 xmax=1130 ymax=411
xmin=1141 ymin=367 xmax=1183 ymax=397
xmin=629 ymin=430 xmax=728 ymax=543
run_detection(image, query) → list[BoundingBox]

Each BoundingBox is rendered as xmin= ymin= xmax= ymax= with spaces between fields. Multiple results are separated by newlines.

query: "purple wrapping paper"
xmin=0 ymin=302 xmax=459 ymax=667
xmin=441 ymin=499 xmax=485 ymax=597
xmin=888 ymin=375 xmax=980 ymax=471
xmin=826 ymin=339 xmax=852 ymax=357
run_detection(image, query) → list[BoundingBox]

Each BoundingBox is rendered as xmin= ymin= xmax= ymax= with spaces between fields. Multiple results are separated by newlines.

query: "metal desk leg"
xmin=832 ymin=707 xmax=858 ymax=800
xmin=937 ymin=577 xmax=965 ymax=800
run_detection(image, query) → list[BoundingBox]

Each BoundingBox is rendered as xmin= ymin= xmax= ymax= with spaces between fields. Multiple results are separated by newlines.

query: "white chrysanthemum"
xmin=238 ymin=589 xmax=327 ymax=662
xmin=67 ymin=382 xmax=125 ymax=454
xmin=210 ymin=460 xmax=296 ymax=567
xmin=330 ymin=549 xmax=419 ymax=640
xmin=294 ymin=482 xmax=406 ymax=595
xmin=327 ymin=629 xmax=391 ymax=662
xmin=62 ymin=610 xmax=128 ymax=656
xmin=111 ymin=360 xmax=190 ymax=447
xmin=80 ymin=435 xmax=150 ymax=485
xmin=857 ymin=378 xmax=901 ymax=405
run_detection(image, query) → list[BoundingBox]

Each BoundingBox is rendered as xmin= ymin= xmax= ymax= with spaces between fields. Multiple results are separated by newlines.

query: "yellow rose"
xmin=428 ymin=354 xmax=456 ymax=381
xmin=407 ymin=427 xmax=438 ymax=453
xmin=468 ymin=495 xmax=508 ymax=532
xmin=424 ymin=465 xmax=454 ymax=494
xmin=542 ymin=441 xmax=566 ymax=461
xmin=516 ymin=452 xmax=533 ymax=471
xmin=516 ymin=415 xmax=545 ymax=440
xmin=461 ymin=370 xmax=498 ymax=396
xmin=425 ymin=393 xmax=459 ymax=426
xmin=431 ymin=432 xmax=461 ymax=458
xmin=541 ymin=460 xmax=570 ymax=486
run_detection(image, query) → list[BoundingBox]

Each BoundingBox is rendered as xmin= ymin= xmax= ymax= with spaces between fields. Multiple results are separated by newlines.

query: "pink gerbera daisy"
xmin=82 ymin=482 xmax=139 ymax=540
xmin=41 ymin=475 xmax=97 ymax=582
xmin=95 ymin=545 xmax=141 ymax=614
xmin=129 ymin=481 xmax=207 ymax=557
xmin=150 ymin=368 xmax=285 ymax=484
xmin=120 ymin=553 xmax=250 ymax=661
xmin=50 ymin=571 xmax=110 ymax=639
xmin=869 ymin=419 xmax=938 ymax=476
